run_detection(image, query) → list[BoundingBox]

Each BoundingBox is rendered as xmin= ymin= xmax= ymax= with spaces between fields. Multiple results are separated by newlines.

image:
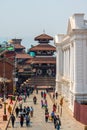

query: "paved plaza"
xmin=6 ymin=90 xmax=84 ymax=130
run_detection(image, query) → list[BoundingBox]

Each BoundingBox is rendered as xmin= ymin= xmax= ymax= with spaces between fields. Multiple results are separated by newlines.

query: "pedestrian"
xmin=56 ymin=115 xmax=61 ymax=130
xmin=53 ymin=103 xmax=57 ymax=112
xmin=51 ymin=111 xmax=55 ymax=121
xmin=41 ymin=99 xmax=43 ymax=108
xmin=55 ymin=92 xmax=58 ymax=99
xmin=23 ymin=95 xmax=26 ymax=102
xmin=20 ymin=114 xmax=24 ymax=127
xmin=8 ymin=105 xmax=12 ymax=115
xmin=41 ymin=91 xmax=43 ymax=98
xmin=45 ymin=110 xmax=49 ymax=122
xmin=53 ymin=93 xmax=55 ymax=99
xmin=25 ymin=114 xmax=30 ymax=127
xmin=30 ymin=106 xmax=34 ymax=117
xmin=15 ymin=106 xmax=19 ymax=117
xmin=33 ymin=95 xmax=37 ymax=104
xmin=43 ymin=91 xmax=46 ymax=99
xmin=53 ymin=114 xmax=57 ymax=128
xmin=44 ymin=99 xmax=48 ymax=108
xmin=23 ymin=106 xmax=26 ymax=117
xmin=10 ymin=113 xmax=15 ymax=128
xmin=26 ymin=106 xmax=30 ymax=115
xmin=27 ymin=90 xmax=29 ymax=98
xmin=45 ymin=107 xmax=48 ymax=113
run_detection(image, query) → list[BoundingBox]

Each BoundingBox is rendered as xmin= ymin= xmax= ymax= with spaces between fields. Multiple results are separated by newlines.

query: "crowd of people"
xmin=40 ymin=90 xmax=61 ymax=130
xmin=9 ymin=87 xmax=61 ymax=130
xmin=10 ymin=85 xmax=34 ymax=128
xmin=11 ymin=102 xmax=34 ymax=127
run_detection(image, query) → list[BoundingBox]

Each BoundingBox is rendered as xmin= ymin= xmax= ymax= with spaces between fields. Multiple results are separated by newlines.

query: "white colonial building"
xmin=54 ymin=13 xmax=87 ymax=113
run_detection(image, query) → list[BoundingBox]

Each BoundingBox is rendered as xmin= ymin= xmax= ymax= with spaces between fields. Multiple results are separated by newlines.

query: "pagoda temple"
xmin=9 ymin=39 xmax=33 ymax=85
xmin=27 ymin=33 xmax=56 ymax=77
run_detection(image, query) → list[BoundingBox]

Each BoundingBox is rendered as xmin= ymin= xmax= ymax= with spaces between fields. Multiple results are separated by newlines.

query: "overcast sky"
xmin=0 ymin=0 xmax=87 ymax=49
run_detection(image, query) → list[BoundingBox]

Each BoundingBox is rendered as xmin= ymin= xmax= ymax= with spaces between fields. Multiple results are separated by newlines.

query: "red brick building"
xmin=0 ymin=51 xmax=15 ymax=96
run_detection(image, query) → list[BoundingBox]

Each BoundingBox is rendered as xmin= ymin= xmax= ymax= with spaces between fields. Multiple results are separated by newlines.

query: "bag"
xmin=49 ymin=116 xmax=52 ymax=121
xmin=56 ymin=119 xmax=61 ymax=126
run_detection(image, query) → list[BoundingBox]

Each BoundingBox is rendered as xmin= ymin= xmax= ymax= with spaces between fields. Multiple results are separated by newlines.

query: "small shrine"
xmin=28 ymin=33 xmax=56 ymax=77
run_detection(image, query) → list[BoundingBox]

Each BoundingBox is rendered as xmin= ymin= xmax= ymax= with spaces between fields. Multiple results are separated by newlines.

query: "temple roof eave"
xmin=29 ymin=44 xmax=56 ymax=51
xmin=16 ymin=53 xmax=33 ymax=59
xmin=34 ymin=33 xmax=53 ymax=41
xmin=26 ymin=57 xmax=56 ymax=64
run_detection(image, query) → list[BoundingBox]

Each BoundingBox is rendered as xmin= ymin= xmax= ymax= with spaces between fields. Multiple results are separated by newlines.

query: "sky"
xmin=0 ymin=0 xmax=87 ymax=50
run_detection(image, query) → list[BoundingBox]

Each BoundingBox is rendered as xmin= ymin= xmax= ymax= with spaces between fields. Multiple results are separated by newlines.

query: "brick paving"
xmin=7 ymin=91 xmax=55 ymax=130
xmin=0 ymin=98 xmax=17 ymax=130
xmin=50 ymin=93 xmax=85 ymax=130
xmin=0 ymin=90 xmax=85 ymax=130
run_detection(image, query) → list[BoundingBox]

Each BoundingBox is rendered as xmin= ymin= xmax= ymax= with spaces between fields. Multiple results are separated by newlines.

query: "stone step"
xmin=28 ymin=76 xmax=55 ymax=86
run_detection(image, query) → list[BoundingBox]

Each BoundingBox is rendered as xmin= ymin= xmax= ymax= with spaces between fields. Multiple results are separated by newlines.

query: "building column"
xmin=55 ymin=46 xmax=59 ymax=92
xmin=55 ymin=46 xmax=62 ymax=94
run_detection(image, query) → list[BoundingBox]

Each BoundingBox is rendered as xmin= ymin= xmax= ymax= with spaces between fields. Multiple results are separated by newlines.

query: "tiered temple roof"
xmin=28 ymin=33 xmax=56 ymax=65
xmin=29 ymin=43 xmax=56 ymax=51
xmin=34 ymin=33 xmax=53 ymax=41
xmin=26 ymin=57 xmax=56 ymax=64
xmin=9 ymin=39 xmax=25 ymax=49
xmin=16 ymin=53 xmax=32 ymax=59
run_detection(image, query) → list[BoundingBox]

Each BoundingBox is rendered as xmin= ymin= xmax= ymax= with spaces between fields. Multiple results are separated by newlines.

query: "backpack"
xmin=11 ymin=115 xmax=15 ymax=121
xmin=56 ymin=119 xmax=61 ymax=126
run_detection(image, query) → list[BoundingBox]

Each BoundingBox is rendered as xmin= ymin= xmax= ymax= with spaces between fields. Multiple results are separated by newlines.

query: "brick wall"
xmin=74 ymin=101 xmax=87 ymax=125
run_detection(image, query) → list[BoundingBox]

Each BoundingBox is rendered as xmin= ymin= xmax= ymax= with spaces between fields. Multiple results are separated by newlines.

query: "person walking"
xmin=56 ymin=115 xmax=61 ymax=130
xmin=41 ymin=99 xmax=44 ymax=108
xmin=8 ymin=105 xmax=12 ymax=115
xmin=44 ymin=99 xmax=48 ymax=108
xmin=45 ymin=110 xmax=49 ymax=122
xmin=53 ymin=103 xmax=57 ymax=112
xmin=10 ymin=113 xmax=15 ymax=128
xmin=25 ymin=114 xmax=30 ymax=127
xmin=43 ymin=91 xmax=46 ymax=99
xmin=33 ymin=95 xmax=37 ymax=104
xmin=53 ymin=114 xmax=57 ymax=128
xmin=55 ymin=92 xmax=58 ymax=99
xmin=15 ymin=106 xmax=19 ymax=117
xmin=51 ymin=111 xmax=55 ymax=121
xmin=30 ymin=106 xmax=34 ymax=117
xmin=41 ymin=91 xmax=43 ymax=98
xmin=20 ymin=114 xmax=24 ymax=127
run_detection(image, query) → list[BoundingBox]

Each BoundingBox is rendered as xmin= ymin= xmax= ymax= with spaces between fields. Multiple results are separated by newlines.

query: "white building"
xmin=54 ymin=13 xmax=87 ymax=113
